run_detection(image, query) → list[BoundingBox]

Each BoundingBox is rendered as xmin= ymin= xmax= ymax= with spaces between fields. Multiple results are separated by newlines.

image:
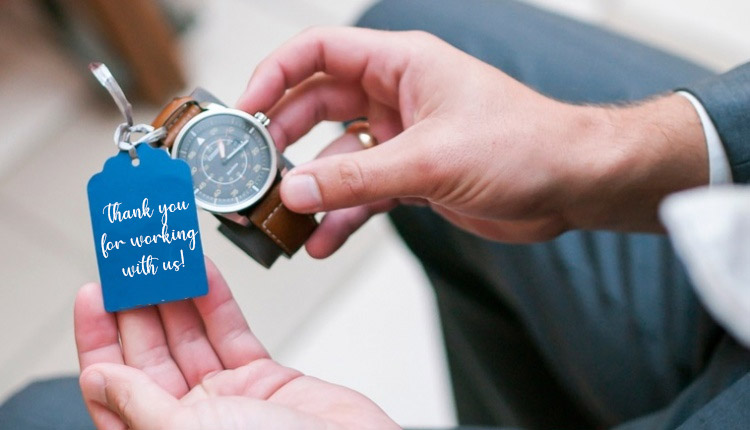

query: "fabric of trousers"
xmin=357 ymin=1 xmax=750 ymax=429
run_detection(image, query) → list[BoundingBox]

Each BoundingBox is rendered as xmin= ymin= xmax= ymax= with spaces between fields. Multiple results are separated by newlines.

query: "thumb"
xmin=80 ymin=363 xmax=180 ymax=430
xmin=281 ymin=126 xmax=435 ymax=213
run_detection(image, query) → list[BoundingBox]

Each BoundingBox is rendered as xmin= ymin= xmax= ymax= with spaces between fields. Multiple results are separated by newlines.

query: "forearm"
xmin=562 ymin=94 xmax=708 ymax=233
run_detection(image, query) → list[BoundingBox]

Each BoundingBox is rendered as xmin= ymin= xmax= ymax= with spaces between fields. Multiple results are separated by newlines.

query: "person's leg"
xmin=0 ymin=376 xmax=93 ymax=430
xmin=613 ymin=336 xmax=750 ymax=430
xmin=358 ymin=0 xmax=713 ymax=103
xmin=357 ymin=1 xmax=747 ymax=429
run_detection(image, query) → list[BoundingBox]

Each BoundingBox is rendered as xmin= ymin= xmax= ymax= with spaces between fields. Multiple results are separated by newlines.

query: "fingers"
xmin=311 ymin=103 xmax=403 ymax=158
xmin=80 ymin=363 xmax=179 ymax=430
xmin=300 ymin=129 xmax=402 ymax=258
xmin=116 ymin=307 xmax=190 ymax=397
xmin=75 ymin=283 xmax=124 ymax=370
xmin=306 ymin=200 xmax=397 ymax=259
xmin=182 ymin=359 xmax=302 ymax=403
xmin=263 ymin=74 xmax=404 ymax=153
xmin=237 ymin=27 xmax=410 ymax=113
xmin=266 ymin=74 xmax=368 ymax=151
xmin=280 ymin=123 xmax=436 ymax=213
xmin=77 ymin=256 xmax=266 ymax=402
xmin=193 ymin=258 xmax=269 ymax=369
xmin=316 ymin=133 xmax=365 ymax=159
xmin=157 ymin=299 xmax=223 ymax=388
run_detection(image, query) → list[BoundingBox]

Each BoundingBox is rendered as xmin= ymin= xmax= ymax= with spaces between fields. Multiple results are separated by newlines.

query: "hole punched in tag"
xmin=89 ymin=62 xmax=166 ymax=163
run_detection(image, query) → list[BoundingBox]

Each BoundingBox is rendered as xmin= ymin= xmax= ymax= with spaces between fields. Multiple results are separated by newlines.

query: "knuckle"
xmin=78 ymin=368 xmax=96 ymax=390
xmin=298 ymin=25 xmax=322 ymax=38
xmin=412 ymin=158 xmax=438 ymax=191
xmin=520 ymin=216 xmax=568 ymax=243
xmin=297 ymin=25 xmax=335 ymax=46
xmin=312 ymin=94 xmax=328 ymax=125
xmin=133 ymin=344 xmax=172 ymax=370
xmin=405 ymin=30 xmax=436 ymax=44
xmin=109 ymin=383 xmax=134 ymax=422
xmin=405 ymin=31 xmax=444 ymax=56
xmin=336 ymin=159 xmax=368 ymax=201
xmin=412 ymin=146 xmax=453 ymax=198
xmin=172 ymin=325 xmax=203 ymax=347
xmin=541 ymin=215 xmax=569 ymax=239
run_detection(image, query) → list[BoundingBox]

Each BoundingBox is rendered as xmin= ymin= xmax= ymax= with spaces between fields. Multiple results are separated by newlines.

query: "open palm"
xmin=74 ymin=258 xmax=398 ymax=429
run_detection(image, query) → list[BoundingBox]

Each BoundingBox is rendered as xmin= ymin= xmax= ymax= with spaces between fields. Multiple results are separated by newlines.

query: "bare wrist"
xmin=562 ymin=94 xmax=707 ymax=232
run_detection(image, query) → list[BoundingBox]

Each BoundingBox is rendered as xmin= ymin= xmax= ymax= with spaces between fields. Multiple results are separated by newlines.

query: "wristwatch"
xmin=151 ymin=88 xmax=317 ymax=268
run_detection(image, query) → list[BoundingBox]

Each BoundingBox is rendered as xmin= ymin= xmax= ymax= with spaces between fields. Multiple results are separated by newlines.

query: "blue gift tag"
xmin=87 ymin=144 xmax=208 ymax=312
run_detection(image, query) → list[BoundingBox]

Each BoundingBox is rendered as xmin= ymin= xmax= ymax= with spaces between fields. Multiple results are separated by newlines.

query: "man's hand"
xmin=237 ymin=27 xmax=707 ymax=257
xmin=74 ymin=258 xmax=399 ymax=430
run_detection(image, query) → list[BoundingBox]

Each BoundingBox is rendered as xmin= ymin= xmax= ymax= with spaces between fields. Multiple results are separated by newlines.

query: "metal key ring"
xmin=113 ymin=123 xmax=133 ymax=152
xmin=134 ymin=126 xmax=166 ymax=145
xmin=128 ymin=124 xmax=156 ymax=143
xmin=114 ymin=123 xmax=166 ymax=160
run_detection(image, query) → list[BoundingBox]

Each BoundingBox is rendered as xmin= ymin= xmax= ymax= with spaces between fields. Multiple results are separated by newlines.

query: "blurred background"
xmin=0 ymin=0 xmax=747 ymax=428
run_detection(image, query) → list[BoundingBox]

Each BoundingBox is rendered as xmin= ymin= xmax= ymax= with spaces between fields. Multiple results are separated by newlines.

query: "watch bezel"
xmin=172 ymin=106 xmax=278 ymax=214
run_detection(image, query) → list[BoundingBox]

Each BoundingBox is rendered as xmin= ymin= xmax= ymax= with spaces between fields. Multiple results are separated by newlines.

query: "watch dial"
xmin=175 ymin=113 xmax=274 ymax=211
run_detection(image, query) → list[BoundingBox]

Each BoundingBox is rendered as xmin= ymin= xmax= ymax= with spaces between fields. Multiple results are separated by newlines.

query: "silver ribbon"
xmin=90 ymin=62 xmax=166 ymax=160
xmin=90 ymin=62 xmax=133 ymax=127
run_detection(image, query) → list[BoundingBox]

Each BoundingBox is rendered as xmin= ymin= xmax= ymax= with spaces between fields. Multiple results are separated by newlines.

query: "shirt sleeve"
xmin=676 ymin=91 xmax=733 ymax=185
xmin=680 ymin=62 xmax=750 ymax=183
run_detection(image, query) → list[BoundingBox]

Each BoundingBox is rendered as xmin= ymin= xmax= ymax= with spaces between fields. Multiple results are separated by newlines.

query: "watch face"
xmin=172 ymin=109 xmax=277 ymax=213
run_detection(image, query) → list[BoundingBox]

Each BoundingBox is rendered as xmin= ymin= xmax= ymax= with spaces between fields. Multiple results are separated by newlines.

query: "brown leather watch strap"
xmin=247 ymin=178 xmax=317 ymax=256
xmin=151 ymin=96 xmax=202 ymax=148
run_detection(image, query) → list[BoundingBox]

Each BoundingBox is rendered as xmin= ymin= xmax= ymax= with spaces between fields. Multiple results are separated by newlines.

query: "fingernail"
xmin=283 ymin=174 xmax=322 ymax=211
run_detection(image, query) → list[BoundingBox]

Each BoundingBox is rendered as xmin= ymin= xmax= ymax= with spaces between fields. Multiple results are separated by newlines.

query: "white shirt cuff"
xmin=676 ymin=91 xmax=733 ymax=185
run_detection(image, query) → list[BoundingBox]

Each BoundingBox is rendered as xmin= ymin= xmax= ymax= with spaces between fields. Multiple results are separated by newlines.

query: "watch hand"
xmin=219 ymin=141 xmax=226 ymax=159
xmin=222 ymin=140 xmax=249 ymax=164
xmin=206 ymin=146 xmax=220 ymax=162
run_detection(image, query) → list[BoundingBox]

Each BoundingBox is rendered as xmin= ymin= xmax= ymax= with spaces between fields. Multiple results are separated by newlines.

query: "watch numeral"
xmin=245 ymin=180 xmax=255 ymax=188
xmin=230 ymin=189 xmax=239 ymax=197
